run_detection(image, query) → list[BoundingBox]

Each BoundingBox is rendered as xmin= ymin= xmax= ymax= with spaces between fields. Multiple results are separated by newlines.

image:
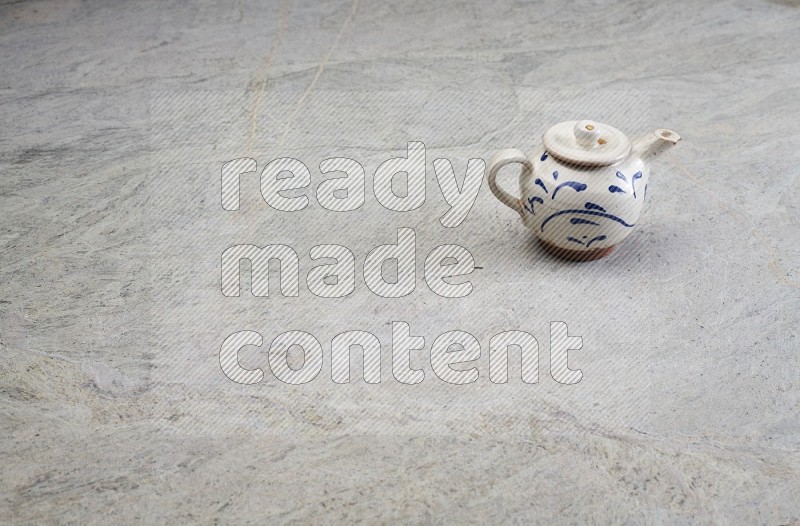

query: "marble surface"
xmin=1 ymin=0 xmax=799 ymax=523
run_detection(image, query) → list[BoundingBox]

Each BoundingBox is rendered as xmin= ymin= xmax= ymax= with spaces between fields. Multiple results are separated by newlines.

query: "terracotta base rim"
xmin=540 ymin=239 xmax=617 ymax=261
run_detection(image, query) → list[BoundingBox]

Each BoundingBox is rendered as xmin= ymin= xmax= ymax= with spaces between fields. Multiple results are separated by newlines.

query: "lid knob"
xmin=573 ymin=120 xmax=602 ymax=149
xmin=542 ymin=120 xmax=631 ymax=166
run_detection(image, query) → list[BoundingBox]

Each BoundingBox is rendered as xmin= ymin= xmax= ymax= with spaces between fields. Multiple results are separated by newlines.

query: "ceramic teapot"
xmin=487 ymin=120 xmax=680 ymax=260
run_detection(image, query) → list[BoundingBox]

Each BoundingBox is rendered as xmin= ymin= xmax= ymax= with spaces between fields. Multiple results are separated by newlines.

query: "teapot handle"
xmin=487 ymin=149 xmax=531 ymax=217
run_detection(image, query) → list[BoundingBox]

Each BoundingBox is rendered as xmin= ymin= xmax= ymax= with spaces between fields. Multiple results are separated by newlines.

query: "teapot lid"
xmin=542 ymin=120 xmax=631 ymax=166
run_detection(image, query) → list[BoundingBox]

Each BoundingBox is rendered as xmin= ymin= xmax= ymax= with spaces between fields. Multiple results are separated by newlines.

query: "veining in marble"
xmin=1 ymin=0 xmax=799 ymax=523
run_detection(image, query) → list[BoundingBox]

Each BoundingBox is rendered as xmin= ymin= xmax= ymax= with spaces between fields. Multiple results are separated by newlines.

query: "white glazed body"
xmin=519 ymin=148 xmax=649 ymax=251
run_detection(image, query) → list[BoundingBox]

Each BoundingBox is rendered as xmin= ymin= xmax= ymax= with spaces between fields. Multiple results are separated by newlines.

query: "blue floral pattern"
xmin=522 ymin=163 xmax=645 ymax=249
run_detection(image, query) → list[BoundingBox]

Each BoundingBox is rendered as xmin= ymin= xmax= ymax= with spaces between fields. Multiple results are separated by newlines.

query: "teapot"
xmin=487 ymin=120 xmax=680 ymax=260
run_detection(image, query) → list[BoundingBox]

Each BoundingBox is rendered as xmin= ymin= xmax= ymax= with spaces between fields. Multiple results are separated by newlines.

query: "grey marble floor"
xmin=1 ymin=0 xmax=799 ymax=523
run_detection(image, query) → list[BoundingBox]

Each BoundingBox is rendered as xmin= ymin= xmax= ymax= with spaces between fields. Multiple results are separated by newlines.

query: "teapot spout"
xmin=632 ymin=129 xmax=680 ymax=160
